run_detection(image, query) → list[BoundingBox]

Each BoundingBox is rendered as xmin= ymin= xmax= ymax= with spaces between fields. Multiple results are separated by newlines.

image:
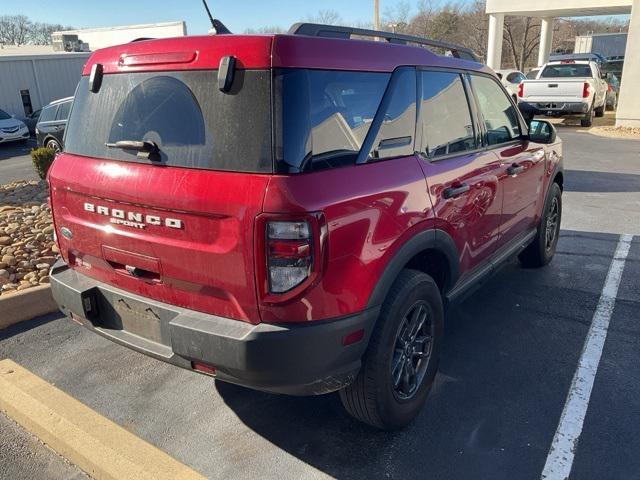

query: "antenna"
xmin=202 ymin=0 xmax=215 ymax=28
xmin=201 ymin=0 xmax=232 ymax=34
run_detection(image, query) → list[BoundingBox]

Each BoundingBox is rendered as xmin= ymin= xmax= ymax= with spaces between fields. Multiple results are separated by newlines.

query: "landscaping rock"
xmin=0 ymin=180 xmax=57 ymax=297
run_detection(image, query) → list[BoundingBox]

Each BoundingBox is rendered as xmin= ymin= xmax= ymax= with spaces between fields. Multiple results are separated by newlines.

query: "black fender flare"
xmin=366 ymin=228 xmax=459 ymax=309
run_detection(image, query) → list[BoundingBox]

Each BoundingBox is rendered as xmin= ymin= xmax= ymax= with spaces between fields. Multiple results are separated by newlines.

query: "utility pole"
xmin=374 ymin=0 xmax=380 ymax=30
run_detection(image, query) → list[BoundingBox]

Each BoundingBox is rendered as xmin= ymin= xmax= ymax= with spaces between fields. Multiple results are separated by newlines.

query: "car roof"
xmin=83 ymin=33 xmax=488 ymax=76
xmin=46 ymin=96 xmax=73 ymax=107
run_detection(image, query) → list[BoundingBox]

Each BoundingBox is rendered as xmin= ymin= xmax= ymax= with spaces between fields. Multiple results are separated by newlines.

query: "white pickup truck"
xmin=517 ymin=60 xmax=608 ymax=127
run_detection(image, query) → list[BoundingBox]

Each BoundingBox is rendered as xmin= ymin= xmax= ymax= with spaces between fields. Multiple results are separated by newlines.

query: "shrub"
xmin=31 ymin=147 xmax=56 ymax=180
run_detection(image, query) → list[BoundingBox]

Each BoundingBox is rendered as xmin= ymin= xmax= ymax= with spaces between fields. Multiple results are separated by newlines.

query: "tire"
xmin=46 ymin=139 xmax=61 ymax=153
xmin=581 ymin=104 xmax=594 ymax=127
xmin=339 ymin=269 xmax=444 ymax=430
xmin=595 ymin=104 xmax=605 ymax=118
xmin=519 ymin=182 xmax=562 ymax=268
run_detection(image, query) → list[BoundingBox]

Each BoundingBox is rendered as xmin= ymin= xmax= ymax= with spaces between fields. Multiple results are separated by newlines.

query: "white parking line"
xmin=541 ymin=233 xmax=634 ymax=480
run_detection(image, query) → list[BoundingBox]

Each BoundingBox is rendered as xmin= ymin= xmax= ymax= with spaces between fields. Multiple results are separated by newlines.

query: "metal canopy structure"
xmin=485 ymin=0 xmax=639 ymax=127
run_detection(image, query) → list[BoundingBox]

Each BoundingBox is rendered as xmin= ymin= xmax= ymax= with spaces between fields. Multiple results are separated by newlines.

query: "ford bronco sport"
xmin=49 ymin=23 xmax=563 ymax=430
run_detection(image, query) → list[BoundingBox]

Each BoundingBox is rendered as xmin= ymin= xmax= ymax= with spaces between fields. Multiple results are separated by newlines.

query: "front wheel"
xmin=519 ymin=182 xmax=562 ymax=268
xmin=595 ymin=104 xmax=605 ymax=118
xmin=46 ymin=139 xmax=61 ymax=153
xmin=339 ymin=269 xmax=443 ymax=430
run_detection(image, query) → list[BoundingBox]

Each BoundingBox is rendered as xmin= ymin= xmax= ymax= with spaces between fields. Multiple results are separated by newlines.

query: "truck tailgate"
xmin=521 ymin=79 xmax=586 ymax=101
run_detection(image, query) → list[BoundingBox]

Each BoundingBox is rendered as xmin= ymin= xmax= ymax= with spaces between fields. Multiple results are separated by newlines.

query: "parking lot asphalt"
xmin=0 ymin=138 xmax=39 ymax=183
xmin=1 ymin=128 xmax=639 ymax=480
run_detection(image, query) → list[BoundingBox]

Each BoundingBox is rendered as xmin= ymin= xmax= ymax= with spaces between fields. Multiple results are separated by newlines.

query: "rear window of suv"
xmin=64 ymin=70 xmax=273 ymax=173
xmin=540 ymin=64 xmax=593 ymax=78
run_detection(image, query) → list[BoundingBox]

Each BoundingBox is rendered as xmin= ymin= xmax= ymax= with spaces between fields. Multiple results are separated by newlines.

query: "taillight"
xmin=256 ymin=213 xmax=326 ymax=302
xmin=608 ymin=84 xmax=613 ymax=92
xmin=266 ymin=221 xmax=313 ymax=294
xmin=582 ymin=82 xmax=590 ymax=98
xmin=517 ymin=82 xmax=524 ymax=98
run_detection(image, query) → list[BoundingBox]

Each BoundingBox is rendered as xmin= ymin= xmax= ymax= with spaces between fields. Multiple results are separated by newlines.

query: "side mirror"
xmin=518 ymin=102 xmax=535 ymax=125
xmin=528 ymin=119 xmax=557 ymax=144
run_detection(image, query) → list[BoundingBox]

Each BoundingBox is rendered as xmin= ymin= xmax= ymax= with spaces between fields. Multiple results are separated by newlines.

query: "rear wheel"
xmin=46 ymin=139 xmax=61 ymax=153
xmin=595 ymin=104 xmax=605 ymax=118
xmin=581 ymin=104 xmax=594 ymax=127
xmin=339 ymin=269 xmax=443 ymax=430
xmin=519 ymin=182 xmax=562 ymax=268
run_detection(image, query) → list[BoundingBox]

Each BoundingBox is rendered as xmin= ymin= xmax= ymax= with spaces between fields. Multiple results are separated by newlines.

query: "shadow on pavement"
xmin=0 ymin=139 xmax=36 ymax=162
xmin=564 ymin=170 xmax=640 ymax=194
xmin=216 ymin=230 xmax=621 ymax=479
xmin=0 ymin=312 xmax=62 ymax=342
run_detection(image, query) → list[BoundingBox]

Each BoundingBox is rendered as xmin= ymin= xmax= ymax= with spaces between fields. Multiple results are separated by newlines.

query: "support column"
xmin=538 ymin=17 xmax=554 ymax=67
xmin=616 ymin=0 xmax=640 ymax=127
xmin=486 ymin=13 xmax=504 ymax=70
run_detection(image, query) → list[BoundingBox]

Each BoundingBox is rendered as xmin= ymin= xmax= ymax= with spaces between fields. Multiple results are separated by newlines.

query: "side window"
xmin=55 ymin=101 xmax=71 ymax=121
xmin=369 ymin=68 xmax=416 ymax=160
xmin=38 ymin=105 xmax=57 ymax=123
xmin=470 ymin=75 xmax=522 ymax=146
xmin=419 ymin=71 xmax=476 ymax=159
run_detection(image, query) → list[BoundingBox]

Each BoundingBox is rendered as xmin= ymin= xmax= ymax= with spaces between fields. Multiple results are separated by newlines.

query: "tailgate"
xmin=522 ymin=80 xmax=586 ymax=101
xmin=49 ymin=155 xmax=269 ymax=323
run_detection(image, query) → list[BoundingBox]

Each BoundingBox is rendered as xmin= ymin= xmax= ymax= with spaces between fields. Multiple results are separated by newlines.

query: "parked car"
xmin=605 ymin=73 xmax=620 ymax=110
xmin=35 ymin=97 xmax=73 ymax=152
xmin=526 ymin=68 xmax=540 ymax=80
xmin=23 ymin=108 xmax=42 ymax=135
xmin=48 ymin=23 xmax=563 ymax=430
xmin=518 ymin=60 xmax=608 ymax=127
xmin=494 ymin=69 xmax=527 ymax=102
xmin=0 ymin=108 xmax=30 ymax=145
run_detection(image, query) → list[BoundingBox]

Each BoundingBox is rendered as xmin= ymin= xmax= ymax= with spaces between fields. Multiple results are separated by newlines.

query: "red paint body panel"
xmin=260 ymin=156 xmax=433 ymax=323
xmin=50 ymin=33 xmax=563 ymax=332
xmin=48 ymin=153 xmax=269 ymax=323
xmin=82 ymin=34 xmax=489 ymax=76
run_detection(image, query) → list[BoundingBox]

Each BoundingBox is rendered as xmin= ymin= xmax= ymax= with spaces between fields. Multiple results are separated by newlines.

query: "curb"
xmin=0 ymin=285 xmax=59 ymax=330
xmin=0 ymin=359 xmax=206 ymax=480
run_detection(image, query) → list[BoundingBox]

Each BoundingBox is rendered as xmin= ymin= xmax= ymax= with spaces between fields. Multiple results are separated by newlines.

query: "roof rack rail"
xmin=288 ymin=23 xmax=479 ymax=62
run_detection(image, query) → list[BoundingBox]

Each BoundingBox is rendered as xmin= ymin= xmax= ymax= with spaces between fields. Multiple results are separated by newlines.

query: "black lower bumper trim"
xmin=49 ymin=261 xmax=379 ymax=395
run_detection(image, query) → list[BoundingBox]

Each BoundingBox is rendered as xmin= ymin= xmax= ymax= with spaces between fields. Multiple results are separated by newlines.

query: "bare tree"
xmin=306 ymin=9 xmax=342 ymax=25
xmin=29 ymin=22 xmax=70 ymax=45
xmin=503 ymin=16 xmax=540 ymax=70
xmin=0 ymin=15 xmax=32 ymax=46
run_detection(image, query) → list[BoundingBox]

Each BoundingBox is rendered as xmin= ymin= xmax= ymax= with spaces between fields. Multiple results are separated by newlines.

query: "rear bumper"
xmin=519 ymin=101 xmax=590 ymax=115
xmin=49 ymin=260 xmax=378 ymax=395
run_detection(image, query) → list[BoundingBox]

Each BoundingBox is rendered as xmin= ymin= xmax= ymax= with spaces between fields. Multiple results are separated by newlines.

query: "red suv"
xmin=49 ymin=24 xmax=563 ymax=429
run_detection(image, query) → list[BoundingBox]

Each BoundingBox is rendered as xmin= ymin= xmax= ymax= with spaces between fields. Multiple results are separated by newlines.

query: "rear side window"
xmin=540 ymin=64 xmax=593 ymax=78
xmin=368 ymin=68 xmax=416 ymax=161
xmin=64 ymin=70 xmax=272 ymax=173
xmin=419 ymin=71 xmax=476 ymax=159
xmin=55 ymin=101 xmax=71 ymax=121
xmin=39 ymin=105 xmax=57 ymax=123
xmin=275 ymin=69 xmax=391 ymax=172
xmin=470 ymin=75 xmax=522 ymax=146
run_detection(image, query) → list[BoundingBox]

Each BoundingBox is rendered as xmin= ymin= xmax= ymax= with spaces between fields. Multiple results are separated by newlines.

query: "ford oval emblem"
xmin=60 ymin=227 xmax=73 ymax=240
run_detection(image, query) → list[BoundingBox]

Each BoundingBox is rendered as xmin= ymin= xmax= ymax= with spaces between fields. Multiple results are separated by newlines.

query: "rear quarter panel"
xmin=261 ymin=156 xmax=434 ymax=323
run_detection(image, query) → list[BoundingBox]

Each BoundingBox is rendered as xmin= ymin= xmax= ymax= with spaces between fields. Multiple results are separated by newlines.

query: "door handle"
xmin=507 ymin=163 xmax=525 ymax=175
xmin=443 ymin=183 xmax=470 ymax=199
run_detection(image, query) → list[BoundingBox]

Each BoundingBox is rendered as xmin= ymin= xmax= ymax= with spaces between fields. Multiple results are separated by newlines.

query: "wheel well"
xmin=553 ymin=171 xmax=564 ymax=191
xmin=404 ymin=249 xmax=450 ymax=294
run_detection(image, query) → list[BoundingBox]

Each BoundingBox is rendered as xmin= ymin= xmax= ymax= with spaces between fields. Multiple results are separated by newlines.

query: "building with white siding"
xmin=54 ymin=21 xmax=186 ymax=51
xmin=0 ymin=21 xmax=186 ymax=121
xmin=0 ymin=47 xmax=89 ymax=120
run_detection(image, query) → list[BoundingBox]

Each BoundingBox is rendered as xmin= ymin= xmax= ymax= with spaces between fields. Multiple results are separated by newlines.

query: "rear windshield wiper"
xmin=105 ymin=140 xmax=160 ymax=160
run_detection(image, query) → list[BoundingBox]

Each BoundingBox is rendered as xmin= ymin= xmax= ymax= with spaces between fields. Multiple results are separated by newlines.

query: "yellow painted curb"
xmin=0 ymin=285 xmax=59 ymax=330
xmin=0 ymin=359 xmax=205 ymax=480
